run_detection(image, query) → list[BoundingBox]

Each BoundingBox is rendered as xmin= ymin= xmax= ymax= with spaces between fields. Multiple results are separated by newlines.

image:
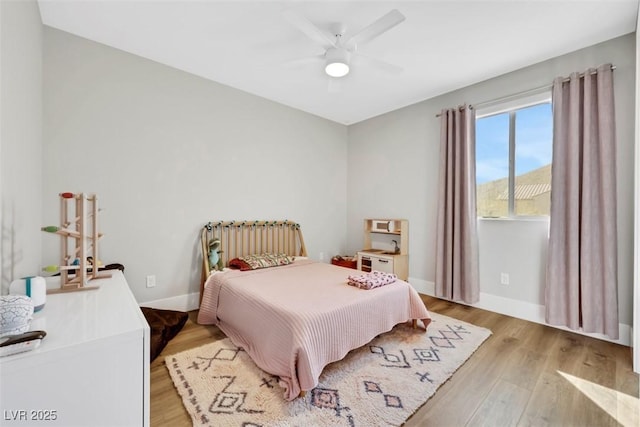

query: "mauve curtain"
xmin=435 ymin=105 xmax=479 ymax=304
xmin=545 ymin=64 xmax=619 ymax=338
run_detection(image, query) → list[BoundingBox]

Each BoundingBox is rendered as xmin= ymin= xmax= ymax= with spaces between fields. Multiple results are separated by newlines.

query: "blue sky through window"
xmin=476 ymin=102 xmax=552 ymax=184
xmin=476 ymin=113 xmax=509 ymax=185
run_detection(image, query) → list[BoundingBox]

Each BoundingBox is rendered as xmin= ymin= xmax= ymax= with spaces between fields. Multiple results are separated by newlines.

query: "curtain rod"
xmin=435 ymin=64 xmax=616 ymax=117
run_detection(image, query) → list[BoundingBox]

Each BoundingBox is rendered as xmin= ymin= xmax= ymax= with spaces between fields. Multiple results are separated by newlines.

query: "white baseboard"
xmin=139 ymin=292 xmax=200 ymax=312
xmin=142 ymin=282 xmax=631 ymax=347
xmin=408 ymin=277 xmax=632 ymax=347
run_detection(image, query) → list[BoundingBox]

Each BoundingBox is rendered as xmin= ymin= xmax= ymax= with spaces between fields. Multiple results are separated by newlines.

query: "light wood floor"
xmin=150 ymin=295 xmax=639 ymax=426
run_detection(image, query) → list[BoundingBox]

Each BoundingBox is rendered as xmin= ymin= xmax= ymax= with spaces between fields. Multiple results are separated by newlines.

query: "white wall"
xmin=348 ymin=34 xmax=636 ymax=341
xmin=42 ymin=27 xmax=348 ymax=304
xmin=8 ymin=10 xmax=635 ymax=347
xmin=633 ymin=3 xmax=639 ymax=371
xmin=477 ymin=219 xmax=549 ymax=304
xmin=0 ymin=0 xmax=43 ymax=293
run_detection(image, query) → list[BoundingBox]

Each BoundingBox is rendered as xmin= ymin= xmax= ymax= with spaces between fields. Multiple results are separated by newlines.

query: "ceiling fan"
xmin=283 ymin=9 xmax=406 ymax=79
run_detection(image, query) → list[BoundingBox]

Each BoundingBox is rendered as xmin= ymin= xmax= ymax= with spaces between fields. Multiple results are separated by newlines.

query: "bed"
xmin=197 ymin=220 xmax=431 ymax=401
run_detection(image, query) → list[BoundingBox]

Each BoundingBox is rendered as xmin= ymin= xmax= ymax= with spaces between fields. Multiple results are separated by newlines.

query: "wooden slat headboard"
xmin=200 ymin=220 xmax=307 ymax=300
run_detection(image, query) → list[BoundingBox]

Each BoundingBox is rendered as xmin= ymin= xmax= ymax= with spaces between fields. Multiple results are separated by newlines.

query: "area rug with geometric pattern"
xmin=165 ymin=312 xmax=491 ymax=426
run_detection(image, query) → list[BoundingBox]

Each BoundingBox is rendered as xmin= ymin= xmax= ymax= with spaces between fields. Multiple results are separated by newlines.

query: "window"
xmin=475 ymin=91 xmax=552 ymax=217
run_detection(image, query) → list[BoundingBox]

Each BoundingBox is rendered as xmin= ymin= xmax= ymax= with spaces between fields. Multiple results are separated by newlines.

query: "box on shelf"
xmin=331 ymin=255 xmax=357 ymax=269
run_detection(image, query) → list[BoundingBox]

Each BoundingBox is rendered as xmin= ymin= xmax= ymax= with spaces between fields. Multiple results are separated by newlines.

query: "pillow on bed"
xmin=229 ymin=253 xmax=294 ymax=271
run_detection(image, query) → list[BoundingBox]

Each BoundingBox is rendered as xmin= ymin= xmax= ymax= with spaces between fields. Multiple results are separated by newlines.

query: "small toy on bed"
xmin=208 ymin=238 xmax=224 ymax=271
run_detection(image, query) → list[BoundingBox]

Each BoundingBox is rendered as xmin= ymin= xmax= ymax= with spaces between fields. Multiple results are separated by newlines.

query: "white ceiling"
xmin=37 ymin=0 xmax=638 ymax=125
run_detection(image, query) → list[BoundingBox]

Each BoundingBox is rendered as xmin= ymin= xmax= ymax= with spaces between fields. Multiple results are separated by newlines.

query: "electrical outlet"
xmin=146 ymin=275 xmax=156 ymax=288
xmin=500 ymin=273 xmax=509 ymax=285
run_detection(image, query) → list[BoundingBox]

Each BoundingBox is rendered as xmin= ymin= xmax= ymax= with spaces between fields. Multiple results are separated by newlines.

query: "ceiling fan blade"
xmin=282 ymin=54 xmax=324 ymax=68
xmin=328 ymin=77 xmax=342 ymax=94
xmin=353 ymin=53 xmax=403 ymax=75
xmin=345 ymin=9 xmax=405 ymax=49
xmin=283 ymin=10 xmax=336 ymax=49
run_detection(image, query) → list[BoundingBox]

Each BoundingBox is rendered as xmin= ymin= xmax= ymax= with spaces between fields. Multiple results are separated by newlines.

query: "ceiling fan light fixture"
xmin=325 ymin=47 xmax=351 ymax=77
xmin=325 ymin=61 xmax=349 ymax=78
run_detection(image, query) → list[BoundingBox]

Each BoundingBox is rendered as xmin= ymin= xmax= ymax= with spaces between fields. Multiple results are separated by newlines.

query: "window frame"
xmin=475 ymin=89 xmax=552 ymax=219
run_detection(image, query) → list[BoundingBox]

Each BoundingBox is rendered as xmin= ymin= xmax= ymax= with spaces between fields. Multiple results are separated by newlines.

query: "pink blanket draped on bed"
xmin=197 ymin=259 xmax=431 ymax=401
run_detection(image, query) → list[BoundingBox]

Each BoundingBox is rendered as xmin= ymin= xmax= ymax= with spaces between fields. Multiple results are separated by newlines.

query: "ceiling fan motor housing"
xmin=325 ymin=47 xmax=351 ymax=77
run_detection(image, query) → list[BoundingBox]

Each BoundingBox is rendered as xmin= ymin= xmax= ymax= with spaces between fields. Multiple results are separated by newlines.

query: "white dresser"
xmin=0 ymin=271 xmax=149 ymax=426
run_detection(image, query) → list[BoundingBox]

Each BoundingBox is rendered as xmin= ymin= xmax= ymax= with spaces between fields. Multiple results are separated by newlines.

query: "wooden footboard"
xmin=200 ymin=220 xmax=307 ymax=302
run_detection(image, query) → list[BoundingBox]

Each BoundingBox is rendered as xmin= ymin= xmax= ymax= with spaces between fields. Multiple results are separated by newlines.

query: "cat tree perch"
xmin=41 ymin=192 xmax=111 ymax=293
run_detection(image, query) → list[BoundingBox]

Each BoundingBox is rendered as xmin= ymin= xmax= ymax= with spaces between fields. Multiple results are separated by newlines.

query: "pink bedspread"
xmin=197 ymin=259 xmax=431 ymax=400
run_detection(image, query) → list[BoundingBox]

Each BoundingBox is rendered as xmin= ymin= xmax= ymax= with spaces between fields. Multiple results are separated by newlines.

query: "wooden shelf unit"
xmin=363 ymin=219 xmax=408 ymax=254
xmin=358 ymin=219 xmax=409 ymax=280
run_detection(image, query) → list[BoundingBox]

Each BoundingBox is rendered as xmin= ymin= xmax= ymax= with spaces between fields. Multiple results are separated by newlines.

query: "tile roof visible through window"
xmin=497 ymin=184 xmax=551 ymax=200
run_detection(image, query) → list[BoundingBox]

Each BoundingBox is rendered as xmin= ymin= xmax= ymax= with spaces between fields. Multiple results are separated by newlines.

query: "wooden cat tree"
xmin=41 ymin=192 xmax=111 ymax=293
